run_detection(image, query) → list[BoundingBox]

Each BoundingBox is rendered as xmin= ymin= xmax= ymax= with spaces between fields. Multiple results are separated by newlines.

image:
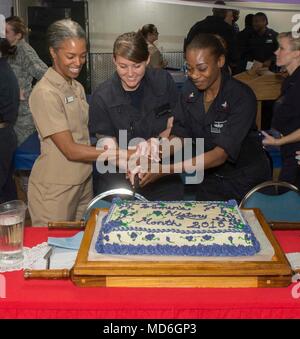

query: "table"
xmin=1 ymin=227 xmax=300 ymax=319
xmin=234 ymin=71 xmax=283 ymax=129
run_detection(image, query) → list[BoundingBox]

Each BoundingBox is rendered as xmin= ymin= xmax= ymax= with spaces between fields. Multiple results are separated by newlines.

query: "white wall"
xmin=87 ymin=0 xmax=300 ymax=53
xmin=0 ymin=0 xmax=13 ymax=17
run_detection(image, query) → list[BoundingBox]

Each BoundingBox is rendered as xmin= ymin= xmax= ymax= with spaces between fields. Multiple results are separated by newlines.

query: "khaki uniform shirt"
xmin=147 ymin=42 xmax=165 ymax=68
xmin=29 ymin=67 xmax=92 ymax=185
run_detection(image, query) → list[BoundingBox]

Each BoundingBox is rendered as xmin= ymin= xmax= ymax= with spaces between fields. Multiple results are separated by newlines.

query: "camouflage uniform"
xmin=8 ymin=39 xmax=48 ymax=145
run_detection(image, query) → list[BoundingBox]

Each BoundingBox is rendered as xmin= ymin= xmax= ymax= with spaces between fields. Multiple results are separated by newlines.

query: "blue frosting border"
xmin=95 ymin=240 xmax=260 ymax=257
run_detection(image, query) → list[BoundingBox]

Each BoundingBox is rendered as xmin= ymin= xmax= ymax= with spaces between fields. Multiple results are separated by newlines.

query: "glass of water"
xmin=0 ymin=200 xmax=27 ymax=265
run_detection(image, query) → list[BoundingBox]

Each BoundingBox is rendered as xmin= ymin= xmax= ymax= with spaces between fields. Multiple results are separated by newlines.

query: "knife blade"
xmin=43 ymin=246 xmax=53 ymax=269
xmin=132 ymin=174 xmax=140 ymax=200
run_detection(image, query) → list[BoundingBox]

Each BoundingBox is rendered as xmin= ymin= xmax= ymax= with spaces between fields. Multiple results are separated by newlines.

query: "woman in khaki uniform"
xmin=28 ymin=19 xmax=121 ymax=225
xmin=140 ymin=24 xmax=167 ymax=69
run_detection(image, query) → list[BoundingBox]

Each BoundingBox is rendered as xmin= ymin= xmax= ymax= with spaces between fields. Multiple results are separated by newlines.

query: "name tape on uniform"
xmin=65 ymin=96 xmax=74 ymax=104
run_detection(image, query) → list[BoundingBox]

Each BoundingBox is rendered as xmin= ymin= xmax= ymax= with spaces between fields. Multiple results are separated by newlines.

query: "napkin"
xmin=48 ymin=247 xmax=77 ymax=269
xmin=286 ymin=252 xmax=300 ymax=270
xmin=47 ymin=231 xmax=84 ymax=250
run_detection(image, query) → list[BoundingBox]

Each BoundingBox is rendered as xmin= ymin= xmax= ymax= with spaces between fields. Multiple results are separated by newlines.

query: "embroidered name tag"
xmin=65 ymin=96 xmax=74 ymax=104
xmin=210 ymin=120 xmax=227 ymax=134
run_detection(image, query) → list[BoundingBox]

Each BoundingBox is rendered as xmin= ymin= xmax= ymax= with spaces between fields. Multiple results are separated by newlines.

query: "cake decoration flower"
xmin=145 ymin=234 xmax=155 ymax=241
xmin=130 ymin=232 xmax=138 ymax=240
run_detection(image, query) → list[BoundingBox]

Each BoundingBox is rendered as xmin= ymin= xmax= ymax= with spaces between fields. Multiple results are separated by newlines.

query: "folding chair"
xmin=239 ymin=181 xmax=300 ymax=230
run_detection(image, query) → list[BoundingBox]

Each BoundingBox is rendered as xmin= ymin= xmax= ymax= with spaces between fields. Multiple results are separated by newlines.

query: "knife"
xmin=43 ymin=246 xmax=54 ymax=269
xmin=132 ymin=174 xmax=140 ymax=200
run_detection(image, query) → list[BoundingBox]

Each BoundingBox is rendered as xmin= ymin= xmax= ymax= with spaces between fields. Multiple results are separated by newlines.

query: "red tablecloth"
xmin=1 ymin=227 xmax=300 ymax=319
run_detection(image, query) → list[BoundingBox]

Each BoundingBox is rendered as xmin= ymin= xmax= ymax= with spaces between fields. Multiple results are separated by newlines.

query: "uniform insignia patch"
xmin=210 ymin=120 xmax=227 ymax=133
xmin=221 ymin=101 xmax=228 ymax=109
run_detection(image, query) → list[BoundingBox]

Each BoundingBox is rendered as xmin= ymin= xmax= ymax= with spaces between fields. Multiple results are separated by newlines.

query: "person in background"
xmin=241 ymin=13 xmax=254 ymax=36
xmin=237 ymin=14 xmax=254 ymax=73
xmin=140 ymin=24 xmax=166 ymax=69
xmin=242 ymin=12 xmax=278 ymax=131
xmin=262 ymin=32 xmax=300 ymax=189
xmin=0 ymin=14 xmax=19 ymax=203
xmin=245 ymin=12 xmax=278 ymax=71
xmin=232 ymin=10 xmax=240 ymax=34
xmin=184 ymin=0 xmax=238 ymax=73
xmin=131 ymin=33 xmax=271 ymax=202
xmin=224 ymin=9 xmax=234 ymax=27
xmin=28 ymin=19 xmax=129 ymax=226
xmin=5 ymin=16 xmax=48 ymax=145
xmin=89 ymin=31 xmax=184 ymax=201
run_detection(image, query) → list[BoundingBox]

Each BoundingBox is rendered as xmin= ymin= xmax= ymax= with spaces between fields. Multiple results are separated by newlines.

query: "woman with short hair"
xmin=262 ymin=32 xmax=300 ymax=188
xmin=5 ymin=16 xmax=48 ymax=145
xmin=28 ymin=19 xmax=126 ymax=225
xmin=89 ymin=31 xmax=183 ymax=201
xmin=140 ymin=24 xmax=166 ymax=69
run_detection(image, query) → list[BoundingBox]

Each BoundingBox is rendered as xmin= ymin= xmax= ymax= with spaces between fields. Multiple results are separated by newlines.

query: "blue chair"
xmin=14 ymin=132 xmax=40 ymax=171
xmin=239 ymin=181 xmax=300 ymax=229
xmin=83 ymin=188 xmax=148 ymax=221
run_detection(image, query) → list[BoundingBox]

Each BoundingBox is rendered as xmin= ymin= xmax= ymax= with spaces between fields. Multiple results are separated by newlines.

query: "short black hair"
xmin=245 ymin=14 xmax=254 ymax=28
xmin=254 ymin=12 xmax=268 ymax=25
xmin=186 ymin=33 xmax=226 ymax=60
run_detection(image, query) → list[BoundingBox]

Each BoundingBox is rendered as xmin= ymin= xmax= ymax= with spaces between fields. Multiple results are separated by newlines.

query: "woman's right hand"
xmin=261 ymin=131 xmax=280 ymax=146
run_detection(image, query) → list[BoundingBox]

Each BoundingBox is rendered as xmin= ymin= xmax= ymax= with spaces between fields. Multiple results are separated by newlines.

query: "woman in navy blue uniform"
xmin=172 ymin=33 xmax=271 ymax=201
xmin=0 ymin=33 xmax=19 ymax=202
xmin=89 ymin=31 xmax=184 ymax=200
xmin=262 ymin=32 xmax=300 ymax=189
xmin=136 ymin=33 xmax=271 ymax=202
